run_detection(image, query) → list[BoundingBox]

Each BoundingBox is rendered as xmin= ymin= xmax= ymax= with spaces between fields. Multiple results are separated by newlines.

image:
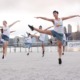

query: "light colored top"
xmin=3 ymin=26 xmax=10 ymax=37
xmin=25 ymin=36 xmax=32 ymax=43
xmin=39 ymin=33 xmax=46 ymax=42
xmin=53 ymin=19 xmax=64 ymax=34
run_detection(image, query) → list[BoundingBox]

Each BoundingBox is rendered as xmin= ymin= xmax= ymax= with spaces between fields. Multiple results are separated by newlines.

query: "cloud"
xmin=0 ymin=0 xmax=80 ymax=14
xmin=0 ymin=0 xmax=80 ymax=37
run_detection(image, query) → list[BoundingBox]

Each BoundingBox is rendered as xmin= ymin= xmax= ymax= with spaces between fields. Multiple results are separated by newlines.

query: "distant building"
xmin=71 ymin=24 xmax=80 ymax=40
xmin=13 ymin=36 xmax=24 ymax=47
xmin=67 ymin=24 xmax=72 ymax=40
xmin=77 ymin=24 xmax=80 ymax=32
xmin=72 ymin=32 xmax=80 ymax=40
xmin=64 ymin=27 xmax=67 ymax=34
xmin=68 ymin=24 xmax=72 ymax=33
xmin=9 ymin=38 xmax=14 ymax=46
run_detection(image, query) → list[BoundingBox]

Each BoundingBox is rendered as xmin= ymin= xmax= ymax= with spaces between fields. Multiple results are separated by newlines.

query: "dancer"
xmin=27 ymin=25 xmax=51 ymax=57
xmin=28 ymin=10 xmax=80 ymax=64
xmin=38 ymin=26 xmax=48 ymax=57
xmin=24 ymin=33 xmax=32 ymax=55
xmin=0 ymin=20 xmax=20 ymax=59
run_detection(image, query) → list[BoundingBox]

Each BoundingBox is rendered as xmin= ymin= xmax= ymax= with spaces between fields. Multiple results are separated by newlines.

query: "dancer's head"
xmin=28 ymin=33 xmax=31 ymax=37
xmin=53 ymin=10 xmax=59 ymax=19
xmin=3 ymin=20 xmax=7 ymax=27
xmin=39 ymin=25 xmax=42 ymax=29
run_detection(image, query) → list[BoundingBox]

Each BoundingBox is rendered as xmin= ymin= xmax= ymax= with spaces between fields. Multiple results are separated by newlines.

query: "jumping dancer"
xmin=38 ymin=26 xmax=47 ymax=57
xmin=27 ymin=25 xmax=51 ymax=57
xmin=0 ymin=20 xmax=20 ymax=59
xmin=28 ymin=10 xmax=80 ymax=64
xmin=24 ymin=33 xmax=32 ymax=55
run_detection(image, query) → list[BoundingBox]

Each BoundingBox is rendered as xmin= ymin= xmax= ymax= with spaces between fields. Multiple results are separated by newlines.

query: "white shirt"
xmin=3 ymin=26 xmax=10 ymax=37
xmin=54 ymin=19 xmax=64 ymax=34
xmin=25 ymin=36 xmax=32 ymax=43
xmin=39 ymin=33 xmax=46 ymax=42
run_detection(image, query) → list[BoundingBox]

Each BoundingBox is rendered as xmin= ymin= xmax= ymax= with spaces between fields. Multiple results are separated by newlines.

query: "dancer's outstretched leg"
xmin=42 ymin=42 xmax=45 ymax=57
xmin=28 ymin=25 xmax=52 ymax=35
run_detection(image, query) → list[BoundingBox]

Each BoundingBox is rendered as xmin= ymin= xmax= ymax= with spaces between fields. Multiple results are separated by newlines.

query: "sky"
xmin=0 ymin=0 xmax=80 ymax=38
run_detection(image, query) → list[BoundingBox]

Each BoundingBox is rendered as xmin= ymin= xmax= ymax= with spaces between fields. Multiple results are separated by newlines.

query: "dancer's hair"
xmin=53 ymin=10 xmax=59 ymax=14
xmin=1 ymin=29 xmax=3 ymax=33
xmin=28 ymin=33 xmax=31 ymax=37
xmin=3 ymin=20 xmax=7 ymax=24
xmin=39 ymin=25 xmax=42 ymax=29
xmin=3 ymin=20 xmax=7 ymax=26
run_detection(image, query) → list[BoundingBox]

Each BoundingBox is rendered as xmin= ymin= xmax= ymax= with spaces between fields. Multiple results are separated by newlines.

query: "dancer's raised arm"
xmin=26 ymin=32 xmax=38 ymax=38
xmin=35 ymin=17 xmax=54 ymax=22
xmin=62 ymin=15 xmax=80 ymax=20
xmin=9 ymin=20 xmax=20 ymax=28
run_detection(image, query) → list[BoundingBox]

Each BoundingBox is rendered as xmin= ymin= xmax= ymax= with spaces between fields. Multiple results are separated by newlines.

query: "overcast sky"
xmin=0 ymin=0 xmax=80 ymax=38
